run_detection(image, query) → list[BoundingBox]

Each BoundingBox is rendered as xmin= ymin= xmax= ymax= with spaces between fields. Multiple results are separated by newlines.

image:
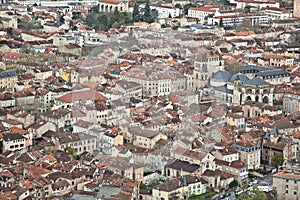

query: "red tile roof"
xmin=56 ymin=90 xmax=105 ymax=103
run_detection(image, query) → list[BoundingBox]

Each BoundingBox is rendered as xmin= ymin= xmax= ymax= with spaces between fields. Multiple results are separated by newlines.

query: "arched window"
xmin=246 ymin=96 xmax=252 ymax=101
xmin=263 ymin=96 xmax=269 ymax=103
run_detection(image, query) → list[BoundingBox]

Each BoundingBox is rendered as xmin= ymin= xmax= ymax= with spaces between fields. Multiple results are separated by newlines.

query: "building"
xmin=262 ymin=129 xmax=294 ymax=165
xmin=0 ymin=93 xmax=15 ymax=109
xmin=193 ymin=48 xmax=224 ymax=90
xmin=239 ymin=65 xmax=290 ymax=85
xmin=264 ymin=7 xmax=291 ymax=20
xmin=188 ymin=7 xmax=218 ymax=23
xmin=211 ymin=147 xmax=239 ymax=162
xmin=126 ymin=127 xmax=167 ymax=149
xmin=229 ymin=0 xmax=280 ymax=9
xmin=273 ymin=169 xmax=300 ymax=200
xmin=258 ymin=55 xmax=294 ymax=68
xmin=152 ymin=175 xmax=207 ymax=199
xmin=283 ymin=90 xmax=300 ymax=113
xmin=101 ymin=132 xmax=123 ymax=154
xmin=1 ymin=133 xmax=27 ymax=153
xmin=54 ymin=90 xmax=106 ymax=109
xmin=294 ymin=0 xmax=300 ymax=18
xmin=242 ymin=101 xmax=282 ymax=118
xmin=208 ymin=69 xmax=274 ymax=105
xmin=209 ymin=14 xmax=269 ymax=27
xmin=114 ymin=80 xmax=142 ymax=102
xmin=224 ymin=112 xmax=245 ymax=130
xmin=99 ymin=0 xmax=129 ymax=12
xmin=40 ymin=109 xmax=71 ymax=131
xmin=165 ymin=159 xmax=201 ymax=178
xmin=140 ymin=4 xmax=181 ymax=18
xmin=44 ymin=131 xmax=97 ymax=154
xmin=125 ymin=70 xmax=186 ymax=98
xmin=215 ymin=159 xmax=248 ymax=186
xmin=0 ymin=70 xmax=18 ymax=89
xmin=232 ymin=77 xmax=274 ymax=106
xmin=233 ymin=140 xmax=261 ymax=169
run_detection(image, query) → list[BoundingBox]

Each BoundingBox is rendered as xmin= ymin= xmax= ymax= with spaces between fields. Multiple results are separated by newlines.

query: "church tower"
xmin=232 ymin=77 xmax=242 ymax=105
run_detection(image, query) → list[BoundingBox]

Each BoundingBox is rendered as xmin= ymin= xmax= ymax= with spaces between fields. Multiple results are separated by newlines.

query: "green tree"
xmin=271 ymin=153 xmax=284 ymax=171
xmin=84 ymin=11 xmax=132 ymax=31
xmin=219 ymin=18 xmax=223 ymax=27
xmin=245 ymin=188 xmax=267 ymax=200
xmin=59 ymin=15 xmax=65 ymax=24
xmin=229 ymin=179 xmax=238 ymax=188
xmin=132 ymin=3 xmax=140 ymax=22
xmin=143 ymin=2 xmax=151 ymax=22
xmin=112 ymin=21 xmax=120 ymax=29
xmin=244 ymin=5 xmax=251 ymax=14
xmin=0 ymin=40 xmax=8 ymax=44
xmin=183 ymin=4 xmax=195 ymax=15
xmin=90 ymin=5 xmax=99 ymax=13
xmin=96 ymin=13 xmax=108 ymax=30
xmin=66 ymin=146 xmax=76 ymax=156
xmin=72 ymin=12 xmax=82 ymax=19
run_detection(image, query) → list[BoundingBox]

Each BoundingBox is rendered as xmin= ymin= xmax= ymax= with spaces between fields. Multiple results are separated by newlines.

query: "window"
xmin=294 ymin=191 xmax=297 ymax=195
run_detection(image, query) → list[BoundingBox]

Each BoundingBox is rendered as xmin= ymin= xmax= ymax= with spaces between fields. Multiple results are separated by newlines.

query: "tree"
xmin=229 ymin=179 xmax=238 ymax=188
xmin=59 ymin=15 xmax=65 ymax=24
xmin=245 ymin=187 xmax=267 ymax=200
xmin=112 ymin=21 xmax=120 ymax=29
xmin=271 ymin=153 xmax=284 ymax=171
xmin=244 ymin=5 xmax=251 ymax=14
xmin=132 ymin=3 xmax=140 ymax=22
xmin=72 ymin=12 xmax=81 ymax=19
xmin=66 ymin=146 xmax=76 ymax=156
xmin=183 ymin=4 xmax=195 ymax=15
xmin=90 ymin=5 xmax=99 ymax=13
xmin=219 ymin=18 xmax=223 ymax=27
xmin=144 ymin=2 xmax=151 ymax=20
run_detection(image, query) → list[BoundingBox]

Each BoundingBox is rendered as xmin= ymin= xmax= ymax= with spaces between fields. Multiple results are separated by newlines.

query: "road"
xmin=261 ymin=173 xmax=273 ymax=185
xmin=213 ymin=191 xmax=236 ymax=200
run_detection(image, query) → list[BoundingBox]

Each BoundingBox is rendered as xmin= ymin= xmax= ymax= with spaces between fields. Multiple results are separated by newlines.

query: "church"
xmin=205 ymin=65 xmax=290 ymax=105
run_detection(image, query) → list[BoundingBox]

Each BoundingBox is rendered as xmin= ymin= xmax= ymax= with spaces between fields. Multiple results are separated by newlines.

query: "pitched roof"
xmin=165 ymin=159 xmax=200 ymax=173
xmin=128 ymin=127 xmax=159 ymax=138
xmin=244 ymin=77 xmax=270 ymax=86
xmin=3 ymin=133 xmax=25 ymax=141
xmin=56 ymin=90 xmax=105 ymax=103
xmin=154 ymin=175 xmax=207 ymax=192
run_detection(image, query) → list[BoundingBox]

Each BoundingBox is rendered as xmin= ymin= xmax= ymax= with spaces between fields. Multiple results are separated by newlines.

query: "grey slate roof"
xmin=239 ymin=65 xmax=290 ymax=79
xmin=259 ymin=69 xmax=290 ymax=78
xmin=211 ymin=70 xmax=231 ymax=82
xmin=243 ymin=77 xmax=270 ymax=86
xmin=0 ymin=70 xmax=17 ymax=78
xmin=229 ymin=73 xmax=249 ymax=83
xmin=3 ymin=133 xmax=25 ymax=141
xmin=165 ymin=159 xmax=200 ymax=173
xmin=128 ymin=127 xmax=159 ymax=138
xmin=213 ymin=85 xmax=234 ymax=94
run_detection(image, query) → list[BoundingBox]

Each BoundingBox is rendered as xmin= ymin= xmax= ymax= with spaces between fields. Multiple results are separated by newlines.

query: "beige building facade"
xmin=294 ymin=0 xmax=300 ymax=18
xmin=273 ymin=169 xmax=300 ymax=200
